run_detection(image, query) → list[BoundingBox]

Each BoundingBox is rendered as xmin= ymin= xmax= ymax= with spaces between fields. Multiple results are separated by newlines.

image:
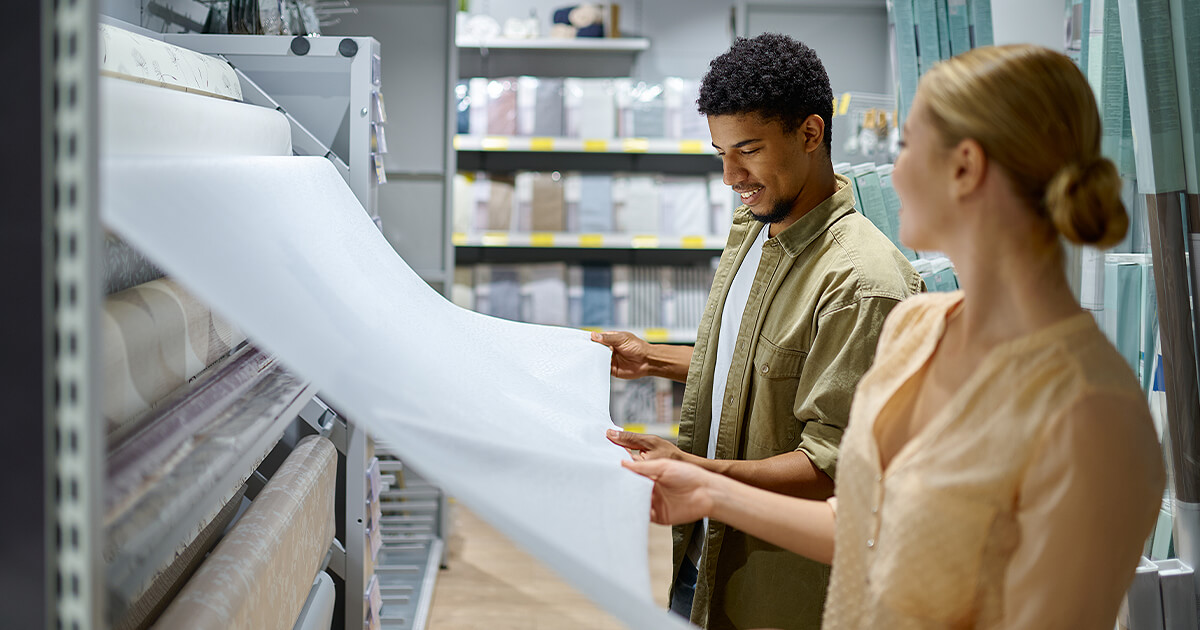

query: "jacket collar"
xmin=731 ymin=173 xmax=857 ymax=258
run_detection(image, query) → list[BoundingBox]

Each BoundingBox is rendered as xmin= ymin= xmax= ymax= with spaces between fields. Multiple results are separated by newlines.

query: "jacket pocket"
xmin=871 ymin=484 xmax=997 ymax=624
xmin=744 ymin=336 xmax=807 ymax=457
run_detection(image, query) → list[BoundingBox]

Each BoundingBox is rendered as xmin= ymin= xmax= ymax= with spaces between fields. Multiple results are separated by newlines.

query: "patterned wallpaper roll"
xmin=102 ymin=277 xmax=246 ymax=431
xmin=99 ymin=23 xmax=242 ymax=101
xmin=105 ymin=233 xmax=164 ymax=295
xmin=152 ymin=435 xmax=337 ymax=630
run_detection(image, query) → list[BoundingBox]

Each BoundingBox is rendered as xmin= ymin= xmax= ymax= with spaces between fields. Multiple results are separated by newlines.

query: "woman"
xmin=622 ymin=44 xmax=1165 ymax=628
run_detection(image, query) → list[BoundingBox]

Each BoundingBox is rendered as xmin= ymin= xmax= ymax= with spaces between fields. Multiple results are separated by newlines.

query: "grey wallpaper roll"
xmin=105 ymin=233 xmax=165 ymax=295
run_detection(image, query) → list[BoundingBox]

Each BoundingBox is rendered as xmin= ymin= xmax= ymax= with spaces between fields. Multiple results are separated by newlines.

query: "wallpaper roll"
xmin=101 ymin=155 xmax=687 ymax=630
xmin=100 ymin=24 xmax=242 ymax=101
xmin=101 ymin=277 xmax=246 ymax=431
xmin=105 ymin=233 xmax=165 ymax=295
xmin=101 ymin=77 xmax=291 ymax=158
xmin=153 ymin=435 xmax=337 ymax=630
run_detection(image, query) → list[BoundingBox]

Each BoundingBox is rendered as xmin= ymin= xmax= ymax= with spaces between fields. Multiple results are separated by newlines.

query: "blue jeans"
xmin=669 ymin=556 xmax=698 ymax=619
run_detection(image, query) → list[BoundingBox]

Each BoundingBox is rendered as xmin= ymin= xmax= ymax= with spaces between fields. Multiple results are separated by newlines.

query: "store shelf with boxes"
xmin=450 ymin=36 xmax=732 ymax=433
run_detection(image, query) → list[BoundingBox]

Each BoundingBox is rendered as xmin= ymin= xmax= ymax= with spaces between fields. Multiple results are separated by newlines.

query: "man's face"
xmin=709 ymin=113 xmax=812 ymax=224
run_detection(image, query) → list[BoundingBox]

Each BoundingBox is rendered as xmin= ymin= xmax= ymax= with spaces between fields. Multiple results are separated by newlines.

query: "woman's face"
xmin=892 ymin=94 xmax=956 ymax=253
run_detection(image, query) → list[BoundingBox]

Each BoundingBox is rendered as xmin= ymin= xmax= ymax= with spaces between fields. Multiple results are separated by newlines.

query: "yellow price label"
xmin=579 ymin=234 xmax=605 ymax=247
xmin=451 ymin=232 xmax=467 ymax=246
xmin=453 ymin=135 xmax=464 ymax=149
xmin=481 ymin=136 xmax=510 ymax=150
xmin=583 ymin=139 xmax=609 ymax=152
xmin=643 ymin=328 xmax=669 ymax=343
xmin=623 ymin=423 xmax=648 ymax=434
xmin=529 ymin=137 xmax=555 ymax=151
xmin=670 ymin=424 xmax=680 ymax=437
xmin=680 ymin=235 xmax=707 ymax=249
xmin=678 ymin=139 xmax=706 ymax=153
xmin=529 ymin=232 xmax=556 ymax=247
xmin=631 ymin=235 xmax=660 ymax=248
xmin=839 ymin=93 xmax=852 ymax=116
xmin=481 ymin=232 xmax=510 ymax=246
xmin=622 ymin=138 xmax=650 ymax=153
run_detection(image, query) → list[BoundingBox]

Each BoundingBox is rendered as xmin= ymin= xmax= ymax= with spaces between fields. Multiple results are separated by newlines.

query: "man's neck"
xmin=768 ymin=162 xmax=838 ymax=238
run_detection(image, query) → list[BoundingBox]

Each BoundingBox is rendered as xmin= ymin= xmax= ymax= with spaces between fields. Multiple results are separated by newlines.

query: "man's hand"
xmin=607 ymin=428 xmax=685 ymax=461
xmin=591 ymin=331 xmax=652 ymax=379
xmin=621 ymin=458 xmax=716 ymax=525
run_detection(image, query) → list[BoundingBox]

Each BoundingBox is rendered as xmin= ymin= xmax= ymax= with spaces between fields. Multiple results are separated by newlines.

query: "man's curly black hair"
xmin=698 ymin=33 xmax=834 ymax=154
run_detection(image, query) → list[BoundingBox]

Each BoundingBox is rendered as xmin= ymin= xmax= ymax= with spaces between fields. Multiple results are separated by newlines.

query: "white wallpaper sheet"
xmin=101 ymin=155 xmax=688 ymax=630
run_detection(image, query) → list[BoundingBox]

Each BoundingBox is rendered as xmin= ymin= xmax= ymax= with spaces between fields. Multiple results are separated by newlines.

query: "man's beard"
xmin=748 ymin=198 xmax=793 ymax=224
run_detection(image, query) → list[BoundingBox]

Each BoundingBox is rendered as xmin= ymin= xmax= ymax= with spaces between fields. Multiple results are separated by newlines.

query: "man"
xmin=594 ymin=34 xmax=923 ymax=629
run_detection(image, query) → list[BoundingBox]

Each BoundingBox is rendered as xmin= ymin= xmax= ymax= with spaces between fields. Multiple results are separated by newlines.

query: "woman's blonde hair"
xmin=919 ymin=44 xmax=1127 ymax=248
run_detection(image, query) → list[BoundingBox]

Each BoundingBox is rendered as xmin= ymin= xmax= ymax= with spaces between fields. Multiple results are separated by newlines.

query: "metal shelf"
xmin=454 ymin=134 xmax=714 ymax=155
xmin=456 ymin=37 xmax=649 ymax=51
xmin=453 ymin=231 xmax=725 ymax=251
xmin=619 ymin=422 xmax=680 ymax=441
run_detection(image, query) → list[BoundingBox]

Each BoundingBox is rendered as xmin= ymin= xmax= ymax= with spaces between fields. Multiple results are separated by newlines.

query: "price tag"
xmin=680 ymin=235 xmax=707 ymax=249
xmin=451 ymin=232 xmax=467 ymax=246
xmin=583 ymin=139 xmax=609 ymax=152
xmin=643 ymin=328 xmax=669 ymax=343
xmin=529 ymin=137 xmax=555 ymax=151
xmin=678 ymin=140 xmax=706 ymax=153
xmin=481 ymin=136 xmax=511 ymax=150
xmin=624 ymin=423 xmax=648 ymax=434
xmin=622 ymin=138 xmax=650 ymax=153
xmin=631 ymin=235 xmax=659 ymax=248
xmin=839 ymin=92 xmax=851 ymax=116
xmin=481 ymin=232 xmax=510 ymax=246
xmin=529 ymin=232 xmax=556 ymax=247
xmin=579 ymin=234 xmax=605 ymax=247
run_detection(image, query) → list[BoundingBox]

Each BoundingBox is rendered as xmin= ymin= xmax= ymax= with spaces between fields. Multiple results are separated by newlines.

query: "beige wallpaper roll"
xmin=99 ymin=24 xmax=242 ymax=101
xmin=102 ymin=277 xmax=246 ymax=432
xmin=152 ymin=435 xmax=337 ymax=630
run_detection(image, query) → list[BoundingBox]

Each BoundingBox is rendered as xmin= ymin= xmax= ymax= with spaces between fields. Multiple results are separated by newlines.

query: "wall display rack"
xmin=43 ymin=9 xmax=448 ymax=630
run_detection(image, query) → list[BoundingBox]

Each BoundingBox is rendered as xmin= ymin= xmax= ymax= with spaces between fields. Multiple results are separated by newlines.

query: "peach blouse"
xmin=823 ymin=292 xmax=1164 ymax=629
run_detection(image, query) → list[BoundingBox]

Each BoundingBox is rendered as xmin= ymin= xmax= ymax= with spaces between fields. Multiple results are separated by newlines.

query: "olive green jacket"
xmin=675 ymin=174 xmax=923 ymax=629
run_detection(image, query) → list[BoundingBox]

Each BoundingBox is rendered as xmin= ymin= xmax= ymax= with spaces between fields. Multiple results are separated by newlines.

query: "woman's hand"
xmin=621 ymin=458 xmax=717 ymax=525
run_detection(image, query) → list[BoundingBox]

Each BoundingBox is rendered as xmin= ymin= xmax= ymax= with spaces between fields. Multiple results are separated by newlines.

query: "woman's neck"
xmin=943 ymin=224 xmax=1082 ymax=352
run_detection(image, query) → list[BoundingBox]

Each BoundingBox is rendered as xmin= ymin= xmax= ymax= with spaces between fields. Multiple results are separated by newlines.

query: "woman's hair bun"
xmin=1043 ymin=156 xmax=1127 ymax=248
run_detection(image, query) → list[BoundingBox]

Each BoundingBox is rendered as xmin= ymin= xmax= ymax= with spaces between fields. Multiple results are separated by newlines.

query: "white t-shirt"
xmin=687 ymin=225 xmax=769 ymax=565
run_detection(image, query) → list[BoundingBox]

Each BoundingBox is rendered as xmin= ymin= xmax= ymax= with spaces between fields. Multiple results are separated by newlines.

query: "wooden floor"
xmin=425 ymin=503 xmax=675 ymax=629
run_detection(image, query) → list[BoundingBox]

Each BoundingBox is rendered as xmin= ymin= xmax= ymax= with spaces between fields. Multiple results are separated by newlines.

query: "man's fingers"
xmin=606 ymin=428 xmax=653 ymax=450
xmin=590 ymin=331 xmax=624 ymax=348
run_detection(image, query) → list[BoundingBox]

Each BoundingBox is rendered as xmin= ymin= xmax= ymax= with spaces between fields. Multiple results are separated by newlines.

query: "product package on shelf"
xmin=615 ymin=79 xmax=666 ymax=138
xmin=565 ymin=78 xmax=617 ymax=139
xmin=459 ymin=75 xmax=710 ymax=141
xmin=664 ymin=77 xmax=707 ymax=140
xmin=517 ymin=76 xmax=566 ymax=137
xmin=458 ymin=262 xmax=714 ymax=332
xmin=610 ymin=376 xmax=685 ymax=428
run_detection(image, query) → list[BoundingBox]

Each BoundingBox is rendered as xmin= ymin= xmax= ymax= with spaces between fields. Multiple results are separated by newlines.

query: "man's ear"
xmin=951 ymin=138 xmax=987 ymax=199
xmin=801 ymin=114 xmax=826 ymax=154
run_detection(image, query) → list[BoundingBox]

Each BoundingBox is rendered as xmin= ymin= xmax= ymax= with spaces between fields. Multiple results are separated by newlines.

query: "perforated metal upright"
xmin=49 ymin=0 xmax=105 ymax=628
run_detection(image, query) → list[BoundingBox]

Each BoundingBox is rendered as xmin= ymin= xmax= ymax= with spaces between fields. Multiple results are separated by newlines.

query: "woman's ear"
xmin=951 ymin=138 xmax=987 ymax=199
